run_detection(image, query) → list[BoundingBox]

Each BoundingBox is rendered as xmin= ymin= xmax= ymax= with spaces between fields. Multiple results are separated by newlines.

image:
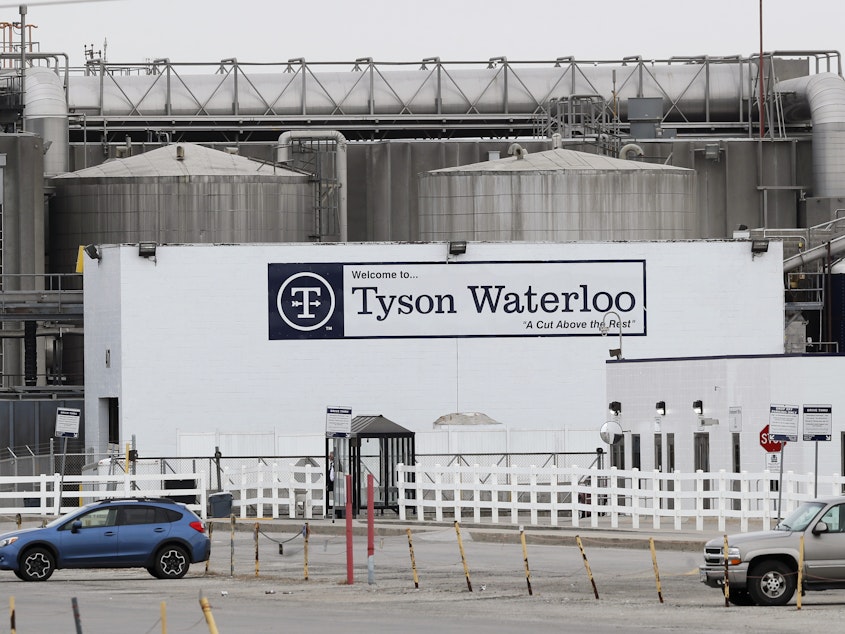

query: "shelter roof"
xmin=350 ymin=415 xmax=413 ymax=436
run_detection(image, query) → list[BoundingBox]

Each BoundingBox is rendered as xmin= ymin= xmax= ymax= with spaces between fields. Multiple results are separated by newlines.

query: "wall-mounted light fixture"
xmin=83 ymin=244 xmax=101 ymax=261
xmin=448 ymin=240 xmax=467 ymax=256
xmin=138 ymin=242 xmax=157 ymax=258
xmin=751 ymin=240 xmax=769 ymax=255
xmin=655 ymin=401 xmax=666 ymax=416
xmin=608 ymin=401 xmax=622 ymax=416
xmin=692 ymin=399 xmax=703 ymax=415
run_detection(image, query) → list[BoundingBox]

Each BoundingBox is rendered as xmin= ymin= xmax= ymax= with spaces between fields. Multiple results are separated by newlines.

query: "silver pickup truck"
xmin=700 ymin=496 xmax=845 ymax=606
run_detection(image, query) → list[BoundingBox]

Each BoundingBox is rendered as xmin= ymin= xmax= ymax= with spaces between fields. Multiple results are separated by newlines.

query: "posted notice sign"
xmin=326 ymin=407 xmax=352 ymax=438
xmin=803 ymin=404 xmax=832 ymax=442
xmin=769 ymin=404 xmax=799 ymax=442
xmin=55 ymin=408 xmax=81 ymax=438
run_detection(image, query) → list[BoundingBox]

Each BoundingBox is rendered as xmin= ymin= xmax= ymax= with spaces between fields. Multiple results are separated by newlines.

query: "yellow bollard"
xmin=10 ymin=596 xmax=15 ymax=634
xmin=198 ymin=596 xmax=219 ymax=634
xmin=649 ymin=537 xmax=664 ymax=604
xmin=406 ymin=528 xmax=419 ymax=589
xmin=520 ymin=526 xmax=533 ymax=596
xmin=797 ymin=534 xmax=804 ymax=610
xmin=160 ymin=601 xmax=167 ymax=634
xmin=575 ymin=535 xmax=599 ymax=599
xmin=254 ymin=522 xmax=260 ymax=577
xmin=454 ymin=521 xmax=473 ymax=592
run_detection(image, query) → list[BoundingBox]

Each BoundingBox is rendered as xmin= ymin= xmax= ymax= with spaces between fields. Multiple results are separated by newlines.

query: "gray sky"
xmin=5 ymin=0 xmax=844 ymax=66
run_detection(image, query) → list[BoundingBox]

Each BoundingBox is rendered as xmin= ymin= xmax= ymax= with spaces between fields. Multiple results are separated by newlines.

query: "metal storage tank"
xmin=418 ymin=148 xmax=697 ymax=241
xmin=49 ymin=143 xmax=313 ymax=272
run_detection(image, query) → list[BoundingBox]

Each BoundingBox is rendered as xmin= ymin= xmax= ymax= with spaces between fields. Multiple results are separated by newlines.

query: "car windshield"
xmin=42 ymin=504 xmax=99 ymax=529
xmin=776 ymin=501 xmax=826 ymax=531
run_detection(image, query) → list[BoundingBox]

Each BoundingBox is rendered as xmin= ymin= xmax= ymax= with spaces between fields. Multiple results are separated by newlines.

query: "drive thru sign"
xmin=760 ymin=424 xmax=784 ymax=453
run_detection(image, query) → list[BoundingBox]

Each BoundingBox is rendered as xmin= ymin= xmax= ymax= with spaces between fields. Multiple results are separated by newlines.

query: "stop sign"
xmin=760 ymin=424 xmax=784 ymax=452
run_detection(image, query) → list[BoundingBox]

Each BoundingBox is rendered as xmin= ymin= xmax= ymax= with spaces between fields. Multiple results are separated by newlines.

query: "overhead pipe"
xmin=277 ymin=130 xmax=348 ymax=242
xmin=782 ymin=233 xmax=845 ymax=272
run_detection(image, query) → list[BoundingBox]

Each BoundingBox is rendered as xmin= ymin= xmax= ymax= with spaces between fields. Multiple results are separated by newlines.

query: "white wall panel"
xmin=84 ymin=240 xmax=784 ymax=455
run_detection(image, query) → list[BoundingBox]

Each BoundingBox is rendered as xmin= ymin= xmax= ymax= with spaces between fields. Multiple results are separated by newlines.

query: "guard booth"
xmin=326 ymin=415 xmax=415 ymax=518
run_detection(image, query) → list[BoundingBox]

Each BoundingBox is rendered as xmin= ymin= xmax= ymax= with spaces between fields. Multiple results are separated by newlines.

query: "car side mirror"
xmin=813 ymin=521 xmax=829 ymax=535
xmin=71 ymin=520 xmax=82 ymax=534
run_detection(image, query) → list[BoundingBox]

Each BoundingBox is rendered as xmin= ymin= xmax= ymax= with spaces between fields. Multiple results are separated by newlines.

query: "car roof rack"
xmin=94 ymin=497 xmax=180 ymax=505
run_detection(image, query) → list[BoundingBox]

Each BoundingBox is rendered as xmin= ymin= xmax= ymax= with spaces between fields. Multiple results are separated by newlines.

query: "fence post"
xmin=549 ymin=465 xmax=559 ymax=527
xmin=529 ymin=468 xmax=538 ymax=526
xmin=490 ymin=467 xmax=500 ymax=524
xmin=695 ymin=470 xmax=704 ymax=531
xmin=631 ymin=468 xmax=640 ymax=530
xmin=717 ymin=469 xmax=726 ymax=532
xmin=609 ymin=467 xmax=619 ymax=529
xmin=472 ymin=464 xmax=481 ymax=524
xmin=740 ymin=471 xmax=749 ymax=532
xmin=271 ymin=463 xmax=280 ymax=519
xmin=652 ymin=470 xmax=661 ymax=530
xmin=397 ymin=463 xmax=407 ymax=521
xmin=673 ymin=471 xmax=682 ymax=531
xmin=434 ymin=466 xmax=443 ymax=523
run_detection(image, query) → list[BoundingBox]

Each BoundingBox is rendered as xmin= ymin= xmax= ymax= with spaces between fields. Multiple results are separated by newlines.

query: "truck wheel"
xmin=747 ymin=560 xmax=796 ymax=606
xmin=727 ymin=589 xmax=755 ymax=606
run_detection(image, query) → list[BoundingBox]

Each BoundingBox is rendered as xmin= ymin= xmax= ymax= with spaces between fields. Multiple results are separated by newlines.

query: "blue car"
xmin=0 ymin=497 xmax=210 ymax=581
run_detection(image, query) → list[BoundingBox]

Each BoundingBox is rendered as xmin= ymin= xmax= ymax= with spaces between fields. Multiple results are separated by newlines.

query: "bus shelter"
xmin=325 ymin=414 xmax=415 ymax=517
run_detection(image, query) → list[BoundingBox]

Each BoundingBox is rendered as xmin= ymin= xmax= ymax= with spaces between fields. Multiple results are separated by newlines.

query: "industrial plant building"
xmin=1 ymin=22 xmax=844 ymax=476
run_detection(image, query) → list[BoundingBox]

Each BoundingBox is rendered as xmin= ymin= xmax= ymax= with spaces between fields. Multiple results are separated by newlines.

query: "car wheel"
xmin=747 ymin=560 xmax=796 ymax=606
xmin=146 ymin=566 xmax=160 ymax=579
xmin=153 ymin=545 xmax=190 ymax=579
xmin=18 ymin=547 xmax=55 ymax=582
xmin=727 ymin=589 xmax=756 ymax=606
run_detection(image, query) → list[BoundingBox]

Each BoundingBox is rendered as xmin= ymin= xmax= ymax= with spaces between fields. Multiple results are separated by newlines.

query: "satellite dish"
xmin=600 ymin=420 xmax=624 ymax=445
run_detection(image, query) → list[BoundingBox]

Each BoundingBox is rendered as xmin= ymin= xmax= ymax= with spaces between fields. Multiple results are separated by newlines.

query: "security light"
xmin=656 ymin=401 xmax=666 ymax=416
xmin=448 ymin=241 xmax=467 ymax=256
xmin=608 ymin=401 xmax=622 ymax=415
xmin=693 ymin=400 xmax=703 ymax=415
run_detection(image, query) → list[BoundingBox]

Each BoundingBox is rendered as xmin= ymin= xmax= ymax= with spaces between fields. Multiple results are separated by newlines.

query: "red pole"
xmin=367 ymin=473 xmax=375 ymax=584
xmin=345 ymin=474 xmax=353 ymax=585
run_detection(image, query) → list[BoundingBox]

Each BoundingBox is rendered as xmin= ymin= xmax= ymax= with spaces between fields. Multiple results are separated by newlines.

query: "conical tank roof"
xmin=53 ymin=143 xmax=303 ymax=178
xmin=428 ymin=147 xmax=691 ymax=173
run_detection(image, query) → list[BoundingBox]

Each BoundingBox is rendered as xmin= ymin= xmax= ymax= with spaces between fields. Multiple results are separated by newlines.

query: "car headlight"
xmin=726 ymin=547 xmax=741 ymax=565
xmin=0 ymin=536 xmax=18 ymax=548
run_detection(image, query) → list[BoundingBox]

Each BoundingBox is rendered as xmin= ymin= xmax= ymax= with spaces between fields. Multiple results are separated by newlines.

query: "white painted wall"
xmin=607 ymin=355 xmax=845 ymax=477
xmin=83 ymin=240 xmax=784 ymax=456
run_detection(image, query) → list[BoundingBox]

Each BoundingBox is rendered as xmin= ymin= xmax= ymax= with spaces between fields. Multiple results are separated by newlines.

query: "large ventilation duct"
xmin=776 ymin=73 xmax=845 ymax=198
xmin=24 ymin=66 xmax=68 ymax=176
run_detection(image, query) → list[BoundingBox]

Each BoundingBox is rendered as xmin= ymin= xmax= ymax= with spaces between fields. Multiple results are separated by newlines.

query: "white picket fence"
xmin=396 ymin=464 xmax=845 ymax=532
xmin=0 ymin=472 xmax=208 ymax=517
xmin=224 ymin=463 xmax=328 ymax=519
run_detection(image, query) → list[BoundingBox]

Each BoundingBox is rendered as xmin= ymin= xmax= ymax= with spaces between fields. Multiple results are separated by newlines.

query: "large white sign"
xmin=269 ymin=260 xmax=647 ymax=339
